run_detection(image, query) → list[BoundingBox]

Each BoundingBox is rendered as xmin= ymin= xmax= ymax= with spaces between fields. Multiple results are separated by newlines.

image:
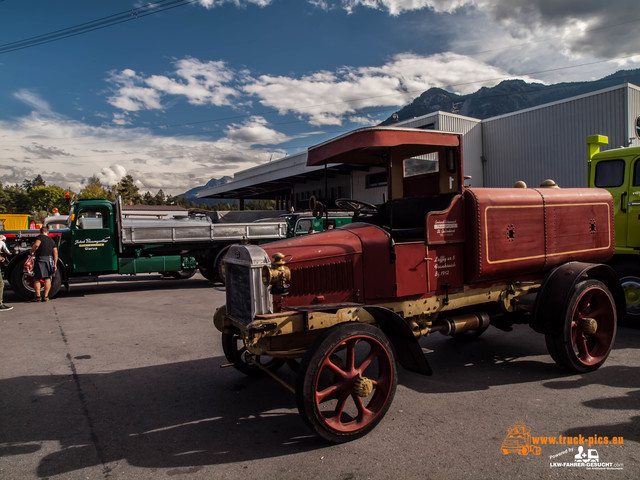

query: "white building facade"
xmin=198 ymin=83 xmax=640 ymax=206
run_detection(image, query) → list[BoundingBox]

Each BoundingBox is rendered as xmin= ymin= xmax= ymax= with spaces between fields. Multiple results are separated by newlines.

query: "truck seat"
xmin=382 ymin=193 xmax=457 ymax=239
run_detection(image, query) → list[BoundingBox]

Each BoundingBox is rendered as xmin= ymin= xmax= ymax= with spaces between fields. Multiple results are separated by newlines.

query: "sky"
xmin=1 ymin=0 xmax=640 ymax=197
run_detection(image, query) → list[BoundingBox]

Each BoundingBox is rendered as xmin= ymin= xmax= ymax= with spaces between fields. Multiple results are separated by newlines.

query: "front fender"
xmin=363 ymin=306 xmax=432 ymax=375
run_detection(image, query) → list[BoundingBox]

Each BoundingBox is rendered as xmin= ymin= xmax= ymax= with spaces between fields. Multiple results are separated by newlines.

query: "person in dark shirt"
xmin=29 ymin=226 xmax=58 ymax=302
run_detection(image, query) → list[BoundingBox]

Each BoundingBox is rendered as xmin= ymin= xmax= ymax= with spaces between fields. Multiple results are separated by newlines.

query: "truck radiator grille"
xmin=225 ymin=263 xmax=254 ymax=323
xmin=289 ymin=259 xmax=354 ymax=296
xmin=224 ymin=245 xmax=273 ymax=326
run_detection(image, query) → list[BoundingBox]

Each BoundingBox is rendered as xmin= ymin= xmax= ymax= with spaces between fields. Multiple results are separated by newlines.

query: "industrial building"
xmin=197 ymin=82 xmax=640 ymax=208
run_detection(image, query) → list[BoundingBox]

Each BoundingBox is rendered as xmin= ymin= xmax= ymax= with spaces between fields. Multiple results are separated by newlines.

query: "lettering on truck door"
xmin=71 ymin=206 xmax=117 ymax=273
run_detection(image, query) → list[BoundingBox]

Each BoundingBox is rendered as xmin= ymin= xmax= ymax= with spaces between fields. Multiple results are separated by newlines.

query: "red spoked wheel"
xmin=545 ymin=279 xmax=617 ymax=373
xmin=295 ymin=323 xmax=397 ymax=443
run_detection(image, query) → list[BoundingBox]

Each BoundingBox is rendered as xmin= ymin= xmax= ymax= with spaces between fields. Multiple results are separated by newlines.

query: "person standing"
xmin=29 ymin=226 xmax=58 ymax=302
xmin=0 ymin=235 xmax=14 ymax=311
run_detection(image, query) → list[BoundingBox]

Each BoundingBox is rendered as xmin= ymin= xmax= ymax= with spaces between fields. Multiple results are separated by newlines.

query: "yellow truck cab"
xmin=588 ymin=135 xmax=640 ymax=323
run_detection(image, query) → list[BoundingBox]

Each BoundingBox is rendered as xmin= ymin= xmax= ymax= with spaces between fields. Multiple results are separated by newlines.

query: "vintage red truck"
xmin=214 ymin=127 xmax=623 ymax=442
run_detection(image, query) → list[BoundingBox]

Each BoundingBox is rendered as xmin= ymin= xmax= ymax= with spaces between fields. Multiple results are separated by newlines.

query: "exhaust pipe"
xmin=438 ymin=312 xmax=490 ymax=336
xmin=409 ymin=312 xmax=491 ymax=338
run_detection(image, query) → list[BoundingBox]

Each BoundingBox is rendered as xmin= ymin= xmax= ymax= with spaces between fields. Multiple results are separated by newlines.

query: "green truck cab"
xmin=63 ymin=199 xmax=120 ymax=274
xmin=2 ymin=198 xmax=288 ymax=300
xmin=284 ymin=211 xmax=353 ymax=237
xmin=588 ymin=135 xmax=640 ymax=323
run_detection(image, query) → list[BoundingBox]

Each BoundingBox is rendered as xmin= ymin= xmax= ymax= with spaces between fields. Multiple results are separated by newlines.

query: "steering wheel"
xmin=335 ymin=198 xmax=379 ymax=216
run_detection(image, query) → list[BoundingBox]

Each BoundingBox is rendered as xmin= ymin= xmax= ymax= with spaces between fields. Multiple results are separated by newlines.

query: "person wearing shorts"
xmin=29 ymin=226 xmax=58 ymax=302
xmin=0 ymin=235 xmax=13 ymax=311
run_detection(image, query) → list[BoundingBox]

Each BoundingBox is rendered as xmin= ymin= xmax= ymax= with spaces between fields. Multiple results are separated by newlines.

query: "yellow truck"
xmin=0 ymin=214 xmax=32 ymax=231
xmin=588 ymin=135 xmax=640 ymax=324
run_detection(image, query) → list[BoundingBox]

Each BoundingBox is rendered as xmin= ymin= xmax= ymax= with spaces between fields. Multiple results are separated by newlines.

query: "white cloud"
xmin=105 ymin=51 xmax=545 ymax=127
xmin=0 ymin=110 xmax=289 ymax=195
xmin=98 ymin=164 xmax=128 ymax=187
xmin=478 ymin=0 xmax=640 ymax=59
xmin=145 ymin=58 xmax=240 ymax=106
xmin=108 ymin=59 xmax=241 ymax=114
xmin=112 ymin=112 xmax=133 ymax=126
xmin=13 ymin=89 xmax=55 ymax=115
xmin=224 ymin=116 xmax=290 ymax=145
xmin=107 ymin=52 xmax=508 ymax=126
xmin=21 ymin=143 xmax=71 ymax=159
xmin=198 ymin=0 xmax=273 ymax=8
xmin=307 ymin=0 xmax=331 ymax=10
xmin=106 ymin=69 xmax=163 ymax=112
xmin=319 ymin=1 xmax=640 ymax=61
xmin=242 ymin=52 xmax=533 ymax=125
xmin=323 ymin=0 xmax=470 ymax=15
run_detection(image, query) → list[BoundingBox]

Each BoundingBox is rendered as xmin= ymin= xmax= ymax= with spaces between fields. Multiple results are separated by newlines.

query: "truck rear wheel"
xmin=221 ymin=331 xmax=284 ymax=377
xmin=544 ymin=279 xmax=616 ymax=373
xmin=168 ymin=269 xmax=197 ymax=279
xmin=612 ymin=263 xmax=640 ymax=326
xmin=214 ymin=246 xmax=231 ymax=285
xmin=295 ymin=323 xmax=397 ymax=443
xmin=9 ymin=257 xmax=62 ymax=301
xmin=198 ymin=263 xmax=217 ymax=283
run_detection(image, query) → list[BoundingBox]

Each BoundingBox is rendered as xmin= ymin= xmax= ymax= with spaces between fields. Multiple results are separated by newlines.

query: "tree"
xmin=0 ymin=184 xmax=10 ymax=213
xmin=22 ymin=174 xmax=46 ymax=192
xmin=79 ymin=176 xmax=111 ymax=200
xmin=245 ymin=199 xmax=276 ymax=210
xmin=113 ymin=175 xmax=141 ymax=205
xmin=2 ymin=184 xmax=31 ymax=213
xmin=154 ymin=189 xmax=166 ymax=205
xmin=210 ymin=201 xmax=237 ymax=211
xmin=29 ymin=185 xmax=69 ymax=215
xmin=142 ymin=191 xmax=154 ymax=204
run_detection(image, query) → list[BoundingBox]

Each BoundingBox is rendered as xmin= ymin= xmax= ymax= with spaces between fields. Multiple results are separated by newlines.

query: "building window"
xmin=366 ymin=172 xmax=387 ymax=188
xmin=404 ymin=153 xmax=439 ymax=177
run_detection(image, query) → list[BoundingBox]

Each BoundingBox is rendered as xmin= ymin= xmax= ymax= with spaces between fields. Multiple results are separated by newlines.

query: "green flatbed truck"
xmin=1 ymin=198 xmax=288 ymax=300
xmin=588 ymin=134 xmax=640 ymax=323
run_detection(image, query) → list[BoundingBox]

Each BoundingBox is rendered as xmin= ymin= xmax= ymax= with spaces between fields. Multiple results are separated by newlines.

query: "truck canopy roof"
xmin=594 ymin=144 xmax=640 ymax=158
xmin=307 ymin=127 xmax=460 ymax=167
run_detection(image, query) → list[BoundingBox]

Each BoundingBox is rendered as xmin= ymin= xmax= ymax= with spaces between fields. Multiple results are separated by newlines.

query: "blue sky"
xmin=2 ymin=0 xmax=640 ymax=195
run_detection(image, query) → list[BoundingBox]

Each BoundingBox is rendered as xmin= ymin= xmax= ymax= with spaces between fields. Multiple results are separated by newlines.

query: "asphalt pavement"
xmin=0 ymin=273 xmax=638 ymax=479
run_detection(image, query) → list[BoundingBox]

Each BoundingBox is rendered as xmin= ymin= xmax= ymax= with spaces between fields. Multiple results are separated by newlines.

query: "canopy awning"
xmin=307 ymin=127 xmax=460 ymax=167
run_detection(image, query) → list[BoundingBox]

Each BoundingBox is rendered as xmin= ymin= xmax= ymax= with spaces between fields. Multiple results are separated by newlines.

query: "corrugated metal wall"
xmin=483 ymin=85 xmax=633 ymax=188
xmin=395 ymin=112 xmax=483 ymax=186
xmin=351 ymin=168 xmax=387 ymax=204
xmin=628 ymin=84 xmax=640 ymax=147
xmin=436 ymin=114 xmax=483 ymax=187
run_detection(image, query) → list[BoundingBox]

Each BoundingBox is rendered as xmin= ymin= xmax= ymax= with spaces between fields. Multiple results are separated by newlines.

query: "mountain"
xmin=180 ymin=176 xmax=233 ymax=206
xmin=382 ymin=69 xmax=640 ymax=124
